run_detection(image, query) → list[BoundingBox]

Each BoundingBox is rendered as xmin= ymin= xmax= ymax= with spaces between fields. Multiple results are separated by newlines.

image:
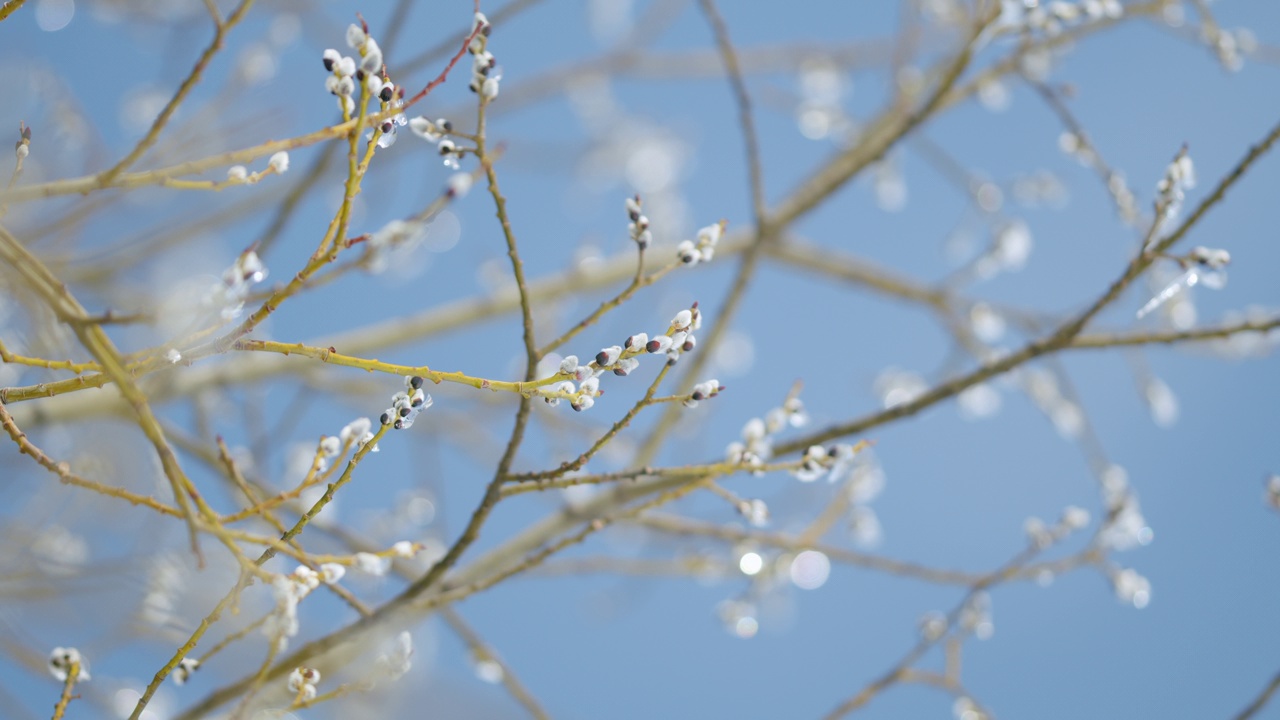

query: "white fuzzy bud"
xmin=268 ymin=151 xmax=290 ymax=174
xmin=346 ymin=24 xmax=366 ymax=49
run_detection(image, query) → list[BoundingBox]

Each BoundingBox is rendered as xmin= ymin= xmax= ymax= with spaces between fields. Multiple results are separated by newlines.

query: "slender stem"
xmin=1233 ymin=666 xmax=1280 ymax=720
xmin=0 ymin=0 xmax=27 ymax=23
xmin=440 ymin=608 xmax=552 ymax=720
xmin=50 ymin=663 xmax=80 ymax=720
xmin=98 ymin=0 xmax=257 ymax=183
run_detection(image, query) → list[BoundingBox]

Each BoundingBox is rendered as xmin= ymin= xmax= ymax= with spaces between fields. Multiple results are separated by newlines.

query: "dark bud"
xmin=666 ymin=356 xmax=678 ymax=367
xmin=629 ymin=210 xmax=640 ymax=222
xmin=356 ymin=69 xmax=366 ymax=82
xmin=410 ymin=376 xmax=424 ymax=389
xmin=645 ymin=340 xmax=661 ymax=353
xmin=381 ymin=121 xmax=394 ymax=134
xmin=380 ymin=412 xmax=391 ymax=425
xmin=692 ymin=390 xmax=706 ymax=401
xmin=595 ymin=350 xmax=611 ymax=365
xmin=411 ymin=397 xmax=424 ymax=408
xmin=394 ymin=419 xmax=404 ymax=429
xmin=571 ymin=402 xmax=583 ymax=412
xmin=682 ymin=340 xmax=695 ymax=352
xmin=398 ymin=406 xmax=411 ymax=418
xmin=828 ymin=446 xmax=840 ymax=458
xmin=379 ymin=85 xmax=394 ymax=102
xmin=323 ymin=57 xmax=336 ymax=72
xmin=439 ymin=119 xmax=452 ymax=132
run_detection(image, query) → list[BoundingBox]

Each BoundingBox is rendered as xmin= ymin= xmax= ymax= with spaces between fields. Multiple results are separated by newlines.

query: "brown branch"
xmin=774 ymin=113 xmax=1280 ymax=457
xmin=1233 ymin=666 xmax=1280 ymax=720
xmin=440 ymin=609 xmax=552 ymax=720
xmin=98 ymin=0 xmax=257 ymax=183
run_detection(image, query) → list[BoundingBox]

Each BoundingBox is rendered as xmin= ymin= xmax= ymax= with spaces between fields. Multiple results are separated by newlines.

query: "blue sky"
xmin=2 ymin=1 xmax=1279 ymax=718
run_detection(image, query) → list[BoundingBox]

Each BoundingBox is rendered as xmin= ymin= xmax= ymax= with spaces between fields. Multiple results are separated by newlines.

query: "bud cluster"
xmin=625 ymin=195 xmax=652 ymax=250
xmin=48 ymin=646 xmax=89 ymax=682
xmin=204 ymin=249 xmax=268 ymax=321
xmin=467 ymin=13 xmax=501 ymax=100
xmin=380 ymin=376 xmax=432 ymax=430
xmin=226 ymin=150 xmax=291 ymax=185
xmin=14 ymin=122 xmax=31 ymax=162
xmin=677 ymin=221 xmax=726 ymax=266
xmin=409 ymin=116 xmax=466 ymax=170
xmin=1155 ymin=146 xmax=1195 ymax=229
xmin=998 ymin=0 xmax=1123 ymax=37
xmin=288 ymin=666 xmax=322 ymax=702
xmin=540 ymin=304 xmax=708 ymax=411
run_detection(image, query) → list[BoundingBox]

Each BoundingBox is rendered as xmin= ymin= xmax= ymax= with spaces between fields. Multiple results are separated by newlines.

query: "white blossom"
xmin=360 ymin=38 xmax=383 ymax=75
xmin=595 ymin=345 xmax=622 ymax=366
xmin=320 ymin=563 xmax=346 ymax=584
xmin=346 ymin=23 xmax=366 ymax=49
xmin=48 ymin=647 xmax=89 ymax=681
xmin=1189 ymin=246 xmax=1230 ymax=269
xmin=173 ymin=657 xmax=199 ymax=686
xmin=288 ymin=667 xmax=321 ymax=702
xmin=612 ymin=357 xmax=639 ymax=376
xmin=355 ymin=551 xmax=390 ymax=576
xmin=292 ymin=564 xmax=321 ymax=591
xmin=646 ymin=335 xmax=673 ymax=354
xmin=447 ymin=171 xmax=473 ymax=198
xmin=339 ymin=417 xmax=373 ymax=448
xmin=268 ymin=151 xmax=290 ymax=174
xmin=919 ymin=612 xmax=948 ymax=641
xmin=377 ymin=631 xmax=415 ymax=680
xmin=676 ymin=240 xmax=700 ymax=265
xmin=1024 ymin=516 xmax=1052 ymax=548
xmin=740 ymin=498 xmax=769 ymax=527
xmin=1113 ymin=568 xmax=1151 ymax=608
xmin=1061 ymin=505 xmax=1091 ymax=530
xmin=409 ymin=116 xmax=441 ymax=142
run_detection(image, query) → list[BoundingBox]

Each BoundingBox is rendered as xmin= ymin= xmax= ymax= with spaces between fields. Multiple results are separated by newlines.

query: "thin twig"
xmin=50 ymin=662 xmax=80 ymax=720
xmin=98 ymin=0 xmax=256 ymax=183
xmin=440 ymin=608 xmax=552 ymax=720
xmin=1232 ymin=666 xmax=1280 ymax=720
